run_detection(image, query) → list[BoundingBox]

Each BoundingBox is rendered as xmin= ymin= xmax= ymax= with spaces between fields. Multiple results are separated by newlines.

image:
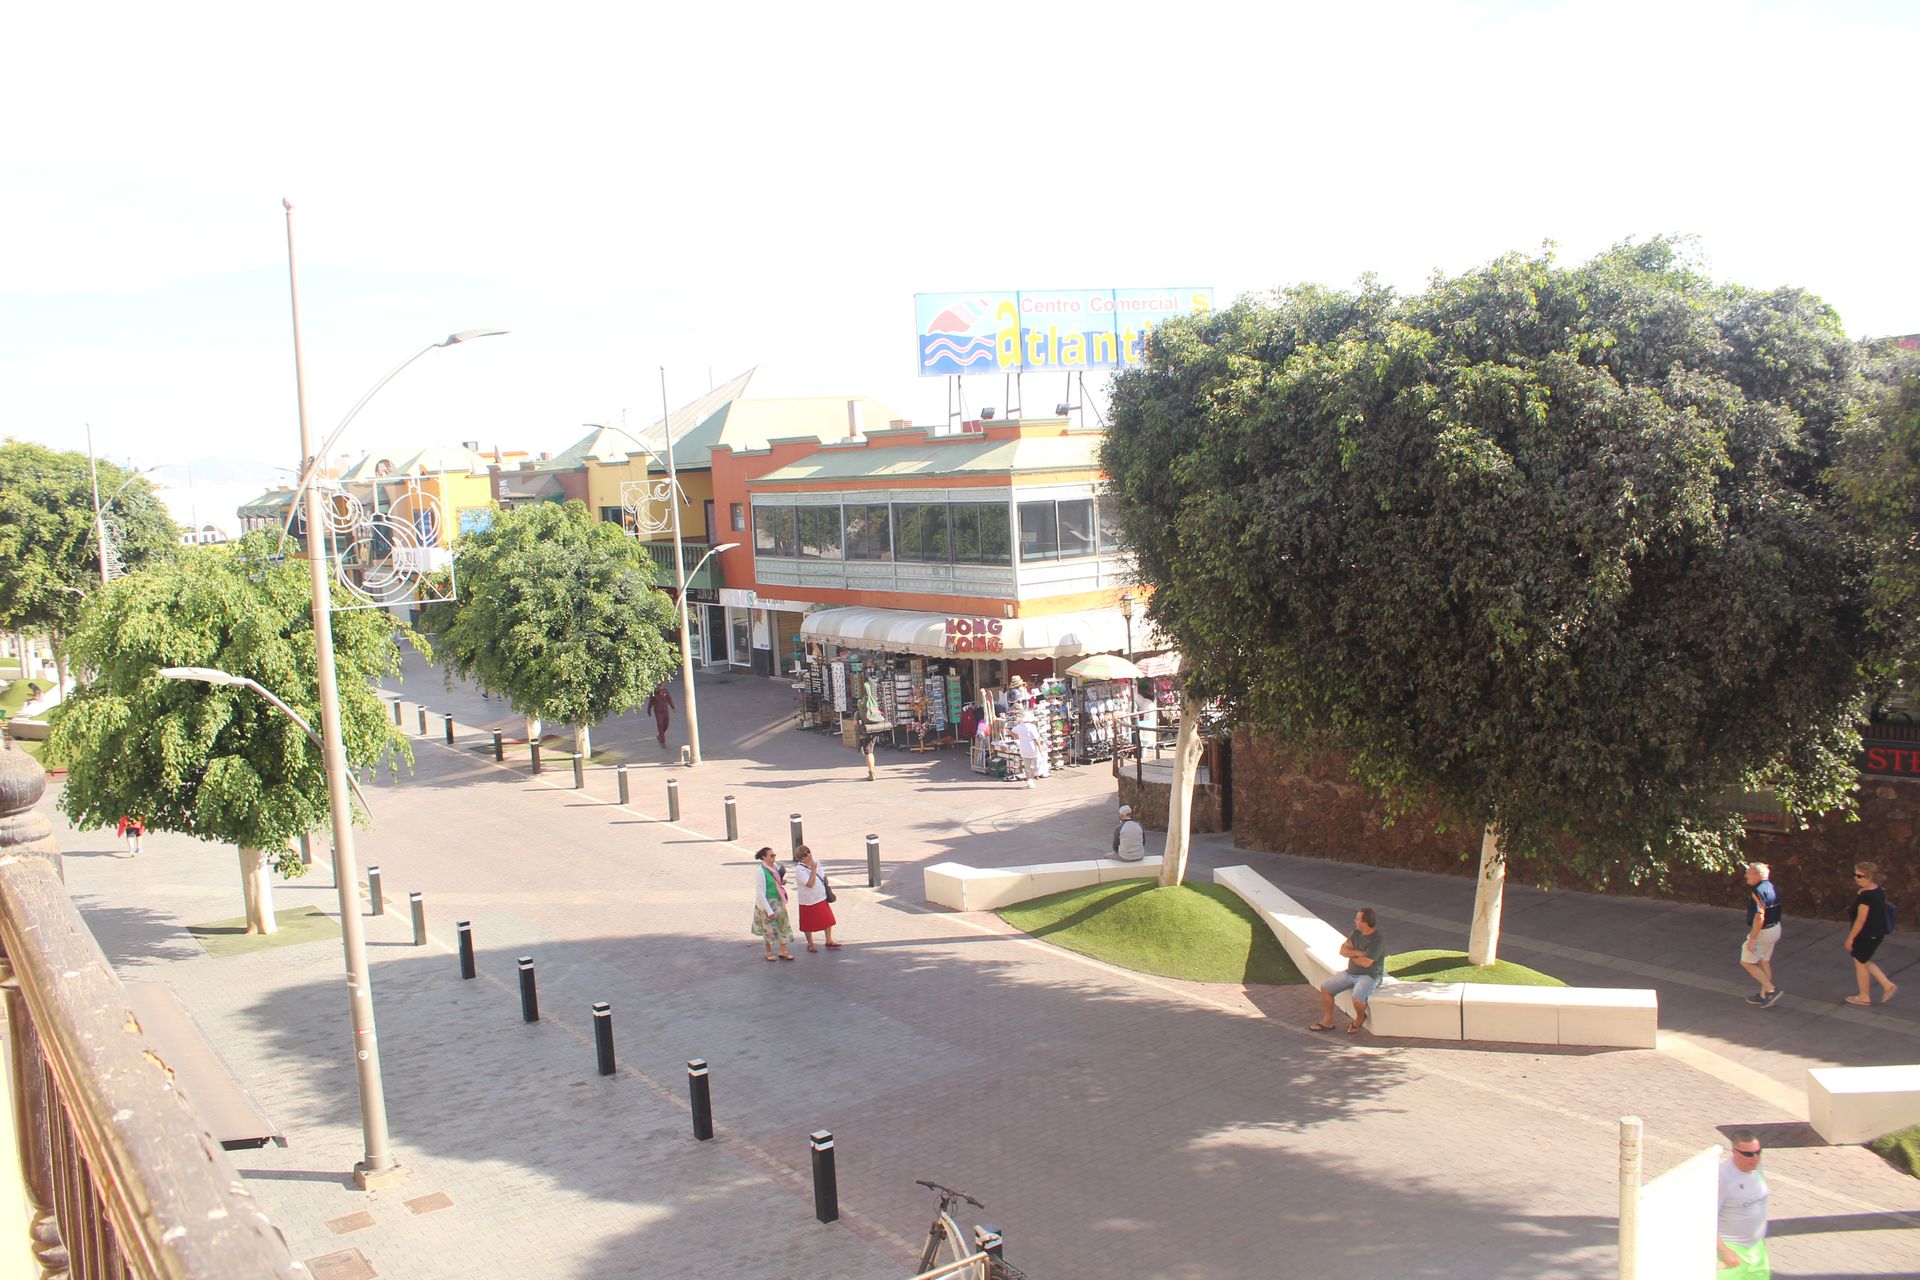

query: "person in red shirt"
xmin=116 ymin=815 xmax=145 ymax=857
xmin=643 ymin=683 xmax=675 ymax=747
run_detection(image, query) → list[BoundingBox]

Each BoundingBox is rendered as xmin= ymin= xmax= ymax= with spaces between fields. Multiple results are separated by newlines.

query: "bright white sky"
xmin=4 ymin=0 xmax=1916 ymax=527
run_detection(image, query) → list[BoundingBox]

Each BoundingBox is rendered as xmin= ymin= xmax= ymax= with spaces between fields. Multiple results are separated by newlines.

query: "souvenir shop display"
xmin=1073 ymin=679 xmax=1132 ymax=763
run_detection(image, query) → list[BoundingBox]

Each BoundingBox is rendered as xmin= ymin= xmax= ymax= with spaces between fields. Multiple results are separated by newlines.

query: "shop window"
xmin=1018 ymin=501 xmax=1059 ymax=561
xmin=1058 ymin=499 xmax=1094 ymax=557
xmin=1096 ymin=494 xmax=1127 ymax=551
xmin=845 ymin=503 xmax=892 ymax=560
xmin=754 ymin=505 xmax=797 ymax=557
xmin=797 ymin=505 xmax=843 ymax=559
xmin=731 ymin=502 xmax=746 ymax=532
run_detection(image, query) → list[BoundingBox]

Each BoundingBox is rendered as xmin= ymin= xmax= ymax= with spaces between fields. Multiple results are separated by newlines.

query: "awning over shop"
xmin=800 ymin=606 xmax=1170 ymax=662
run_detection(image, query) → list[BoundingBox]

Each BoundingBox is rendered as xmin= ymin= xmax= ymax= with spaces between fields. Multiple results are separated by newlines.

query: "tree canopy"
xmin=1104 ymin=241 xmax=1872 ymax=886
xmin=1833 ymin=339 xmax=1920 ymax=687
xmin=50 ymin=533 xmax=412 ymax=856
xmin=0 ymin=439 xmax=179 ymax=640
xmin=418 ymin=501 xmax=679 ymax=742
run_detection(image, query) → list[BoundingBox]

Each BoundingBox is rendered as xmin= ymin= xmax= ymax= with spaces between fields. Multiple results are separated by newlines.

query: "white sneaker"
xmin=1026 ymin=780 xmax=1035 ymax=789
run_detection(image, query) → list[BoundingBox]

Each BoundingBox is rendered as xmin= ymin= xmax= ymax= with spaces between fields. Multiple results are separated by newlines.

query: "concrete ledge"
xmin=923 ymin=857 xmax=1163 ymax=912
xmin=1808 ymin=1065 xmax=1920 ymax=1145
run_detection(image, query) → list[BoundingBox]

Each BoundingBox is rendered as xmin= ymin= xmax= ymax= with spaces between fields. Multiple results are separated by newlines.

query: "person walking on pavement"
xmin=1112 ymin=804 xmax=1145 ymax=862
xmin=1717 ymin=1129 xmax=1770 ymax=1277
xmin=644 ymin=682 xmax=675 ymax=748
xmin=116 ymin=815 xmax=145 ymax=857
xmin=751 ymin=847 xmax=795 ymax=962
xmin=1740 ymin=863 xmax=1784 ymax=1007
xmin=1310 ymin=908 xmax=1386 ymax=1036
xmin=1010 ymin=712 xmax=1042 ymax=789
xmin=791 ymin=845 xmax=841 ymax=952
xmin=1844 ymin=862 xmax=1898 ymax=1006
xmin=858 ymin=725 xmax=878 ymax=782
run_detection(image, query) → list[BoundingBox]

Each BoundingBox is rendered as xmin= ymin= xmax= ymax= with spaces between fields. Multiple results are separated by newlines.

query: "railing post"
xmin=688 ymin=1059 xmax=713 ymax=1141
xmin=492 ymin=729 xmax=504 ymax=762
xmin=667 ymin=778 xmax=680 ymax=822
xmin=809 ymin=1130 xmax=838 ymax=1223
xmin=617 ymin=765 xmax=630 ymax=806
xmin=724 ymin=796 xmax=738 ymax=842
xmin=409 ymin=891 xmax=426 ymax=946
xmin=518 ymin=958 xmax=539 ymax=1023
xmin=866 ymin=834 xmax=880 ymax=888
xmin=367 ymin=865 xmax=384 ymax=916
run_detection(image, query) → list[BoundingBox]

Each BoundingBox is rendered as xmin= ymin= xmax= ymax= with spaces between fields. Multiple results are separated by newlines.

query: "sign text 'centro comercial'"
xmin=914 ymin=288 xmax=1213 ymax=378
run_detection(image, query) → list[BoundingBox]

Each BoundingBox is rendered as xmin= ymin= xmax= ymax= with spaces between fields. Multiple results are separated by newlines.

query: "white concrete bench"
xmin=1214 ymin=864 xmax=1657 ymax=1048
xmin=1808 ymin=1065 xmax=1920 ymax=1144
xmin=923 ymin=857 xmax=1163 ymax=912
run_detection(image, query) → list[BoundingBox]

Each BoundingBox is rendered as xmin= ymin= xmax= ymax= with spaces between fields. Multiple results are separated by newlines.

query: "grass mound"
xmin=1869 ymin=1123 xmax=1920 ymax=1179
xmin=998 ymin=881 xmax=1305 ymax=986
xmin=1387 ymin=949 xmax=1566 ymax=986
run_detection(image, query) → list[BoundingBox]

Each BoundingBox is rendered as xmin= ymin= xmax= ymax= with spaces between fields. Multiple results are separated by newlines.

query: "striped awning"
xmin=800 ymin=606 xmax=1168 ymax=661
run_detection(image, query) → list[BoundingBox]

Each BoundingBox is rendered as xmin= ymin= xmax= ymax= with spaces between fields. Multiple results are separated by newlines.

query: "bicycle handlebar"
xmin=915 ymin=1179 xmax=985 ymax=1209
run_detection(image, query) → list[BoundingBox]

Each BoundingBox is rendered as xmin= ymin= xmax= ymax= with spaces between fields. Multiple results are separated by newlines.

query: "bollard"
xmin=866 ymin=834 xmax=881 ymax=888
xmin=493 ymin=729 xmax=504 ymax=762
xmin=518 ymin=957 xmax=540 ymax=1023
xmin=1620 ymin=1116 xmax=1642 ymax=1280
xmin=530 ymin=739 xmax=543 ymax=775
xmin=617 ymin=765 xmax=630 ymax=806
xmin=418 ymin=706 xmax=428 ymax=735
xmin=679 ymin=745 xmax=691 ymax=767
xmin=592 ymin=1002 xmax=615 ymax=1075
xmin=409 ymin=891 xmax=426 ymax=946
xmin=391 ymin=699 xmax=404 ymax=727
xmin=457 ymin=920 xmax=476 ymax=980
xmin=974 ymin=1226 xmax=1004 ymax=1262
xmin=298 ymin=833 xmax=313 ymax=867
xmin=444 ymin=713 xmax=455 ymax=744
xmin=367 ymin=865 xmax=384 ymax=916
xmin=688 ymin=1059 xmax=713 ymax=1141
xmin=724 ymin=796 xmax=738 ymax=842
xmin=667 ymin=778 xmax=680 ymax=822
xmin=789 ymin=813 xmax=804 ymax=858
xmin=809 ymin=1130 xmax=839 ymax=1223
xmin=573 ymin=752 xmax=585 ymax=790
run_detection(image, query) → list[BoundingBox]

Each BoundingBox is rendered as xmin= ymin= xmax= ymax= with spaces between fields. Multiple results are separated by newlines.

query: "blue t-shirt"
xmin=1746 ymin=880 xmax=1781 ymax=928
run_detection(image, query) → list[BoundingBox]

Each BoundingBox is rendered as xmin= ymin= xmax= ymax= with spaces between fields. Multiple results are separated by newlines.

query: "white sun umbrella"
xmin=1064 ymin=653 xmax=1145 ymax=681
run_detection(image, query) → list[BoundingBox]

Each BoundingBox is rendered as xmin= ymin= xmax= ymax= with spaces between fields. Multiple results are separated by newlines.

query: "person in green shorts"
xmin=1717 ymin=1130 xmax=1769 ymax=1277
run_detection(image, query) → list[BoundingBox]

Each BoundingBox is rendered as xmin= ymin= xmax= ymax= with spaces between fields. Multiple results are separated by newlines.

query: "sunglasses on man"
xmin=1731 ymin=1146 xmax=1762 ymax=1158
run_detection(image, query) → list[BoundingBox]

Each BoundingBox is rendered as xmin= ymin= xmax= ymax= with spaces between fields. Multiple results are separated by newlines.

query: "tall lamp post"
xmin=655 ymin=370 xmax=727 ymax=765
xmin=283 ymin=197 xmax=503 ymax=1189
xmin=1119 ymin=591 xmax=1142 ymax=784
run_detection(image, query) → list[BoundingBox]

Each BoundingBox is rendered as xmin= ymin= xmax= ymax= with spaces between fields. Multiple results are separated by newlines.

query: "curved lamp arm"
xmin=158 ymin=666 xmax=376 ymax=820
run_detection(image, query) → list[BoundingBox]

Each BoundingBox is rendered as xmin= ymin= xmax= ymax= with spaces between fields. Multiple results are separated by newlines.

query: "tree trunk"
xmin=1157 ymin=692 xmax=1207 ymax=888
xmin=239 ymin=846 xmax=277 ymax=935
xmin=1467 ymin=825 xmax=1505 ymax=966
xmin=575 ymin=721 xmax=592 ymax=761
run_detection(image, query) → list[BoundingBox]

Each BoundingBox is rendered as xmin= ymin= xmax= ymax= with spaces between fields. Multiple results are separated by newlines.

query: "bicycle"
xmin=914 ymin=1180 xmax=1028 ymax=1279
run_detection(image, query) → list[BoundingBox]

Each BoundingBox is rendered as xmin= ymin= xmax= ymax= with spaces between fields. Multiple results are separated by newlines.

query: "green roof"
xmin=749 ymin=432 xmax=1104 ymax=485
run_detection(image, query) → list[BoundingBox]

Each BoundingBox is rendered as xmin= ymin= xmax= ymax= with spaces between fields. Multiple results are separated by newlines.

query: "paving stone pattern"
xmin=43 ymin=655 xmax=1920 ymax=1278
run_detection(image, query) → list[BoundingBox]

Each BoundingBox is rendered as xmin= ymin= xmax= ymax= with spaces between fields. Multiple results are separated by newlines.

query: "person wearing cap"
xmin=1112 ymin=804 xmax=1145 ymax=862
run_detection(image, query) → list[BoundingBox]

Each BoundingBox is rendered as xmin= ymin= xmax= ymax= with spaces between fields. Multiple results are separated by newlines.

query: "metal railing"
xmin=637 ymin=540 xmax=714 ymax=576
xmin=0 ymin=752 xmax=301 ymax=1279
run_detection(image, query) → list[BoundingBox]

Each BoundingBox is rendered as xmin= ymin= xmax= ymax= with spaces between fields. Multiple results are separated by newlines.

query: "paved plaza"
xmin=41 ymin=658 xmax=1920 ymax=1278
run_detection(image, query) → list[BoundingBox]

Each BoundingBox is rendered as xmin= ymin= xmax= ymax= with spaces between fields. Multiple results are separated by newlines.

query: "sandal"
xmin=1307 ymin=1022 xmax=1334 ymax=1032
xmin=778 ymin=953 xmax=796 ymax=961
xmin=1845 ymin=995 xmax=1872 ymax=1006
xmin=806 ymin=944 xmax=818 ymax=953
xmin=825 ymin=942 xmax=843 ymax=949
xmin=763 ymin=954 xmax=777 ymax=962
xmin=1348 ymin=1021 xmax=1367 ymax=1035
xmin=1884 ymin=984 xmax=1899 ymax=1004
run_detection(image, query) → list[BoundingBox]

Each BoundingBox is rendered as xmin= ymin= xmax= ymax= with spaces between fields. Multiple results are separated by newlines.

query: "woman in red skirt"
xmin=791 ymin=845 xmax=840 ymax=952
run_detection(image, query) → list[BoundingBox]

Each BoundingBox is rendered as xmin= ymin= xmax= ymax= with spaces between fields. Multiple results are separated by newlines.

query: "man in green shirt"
xmin=1310 ymin=908 xmax=1386 ymax=1036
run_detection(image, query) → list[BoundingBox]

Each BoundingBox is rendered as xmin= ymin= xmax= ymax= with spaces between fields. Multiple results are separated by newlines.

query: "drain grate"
xmin=325 ymin=1212 xmax=375 ymax=1235
xmin=404 ymin=1191 xmax=454 ymax=1216
xmin=305 ymin=1247 xmax=376 ymax=1280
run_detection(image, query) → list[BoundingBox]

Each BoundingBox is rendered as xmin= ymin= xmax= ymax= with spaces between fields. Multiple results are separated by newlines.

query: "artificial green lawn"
xmin=999 ymin=882 xmax=1305 ymax=985
xmin=188 ymin=906 xmax=341 ymax=958
xmin=1387 ymin=949 xmax=1567 ymax=986
xmin=1869 ymin=1123 xmax=1920 ymax=1179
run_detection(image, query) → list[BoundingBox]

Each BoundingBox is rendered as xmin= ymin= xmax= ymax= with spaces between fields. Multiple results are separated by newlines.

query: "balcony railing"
xmin=638 ymin=540 xmax=723 ymax=590
xmin=0 ymin=750 xmax=301 ymax=1279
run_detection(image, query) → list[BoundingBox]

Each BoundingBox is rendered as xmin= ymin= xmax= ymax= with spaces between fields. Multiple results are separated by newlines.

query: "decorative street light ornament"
xmin=620 ymin=477 xmax=677 ymax=537
xmin=316 ymin=480 xmax=458 ymax=610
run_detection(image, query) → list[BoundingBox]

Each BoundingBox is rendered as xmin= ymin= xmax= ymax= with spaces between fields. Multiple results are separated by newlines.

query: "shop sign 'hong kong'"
xmin=944 ymin=616 xmax=1004 ymax=654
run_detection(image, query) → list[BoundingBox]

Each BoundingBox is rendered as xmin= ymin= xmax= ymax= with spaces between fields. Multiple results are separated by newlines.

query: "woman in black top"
xmin=1844 ymin=861 xmax=1897 ymax=1006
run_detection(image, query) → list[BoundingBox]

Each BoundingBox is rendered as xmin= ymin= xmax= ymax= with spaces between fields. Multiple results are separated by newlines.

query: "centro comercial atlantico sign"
xmin=915 ymin=288 xmax=1213 ymax=377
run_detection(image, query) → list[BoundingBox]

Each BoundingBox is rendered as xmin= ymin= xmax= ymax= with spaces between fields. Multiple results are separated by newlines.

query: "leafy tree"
xmin=1104 ymin=241 xmax=1871 ymax=962
xmin=49 ymin=533 xmax=412 ymax=933
xmin=418 ymin=501 xmax=679 ymax=758
xmin=0 ymin=439 xmax=180 ymax=689
xmin=1833 ymin=339 xmax=1920 ymax=686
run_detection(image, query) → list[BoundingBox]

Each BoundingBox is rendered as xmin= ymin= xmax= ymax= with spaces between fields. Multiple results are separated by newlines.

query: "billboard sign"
xmin=914 ymin=287 xmax=1213 ymax=378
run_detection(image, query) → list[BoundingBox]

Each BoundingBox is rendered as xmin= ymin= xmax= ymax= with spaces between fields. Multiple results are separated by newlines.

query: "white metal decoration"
xmin=296 ymin=477 xmax=458 ymax=610
xmin=620 ymin=477 xmax=678 ymax=537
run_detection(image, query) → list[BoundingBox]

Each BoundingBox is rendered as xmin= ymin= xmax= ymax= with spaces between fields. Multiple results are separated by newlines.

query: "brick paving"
xmin=38 ymin=654 xmax=1920 ymax=1278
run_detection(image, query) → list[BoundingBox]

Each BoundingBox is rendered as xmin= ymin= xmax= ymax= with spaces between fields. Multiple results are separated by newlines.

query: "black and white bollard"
xmin=530 ymin=739 xmax=543 ymax=775
xmin=789 ymin=813 xmax=804 ymax=858
xmin=409 ymin=891 xmax=426 ymax=946
xmin=493 ymin=729 xmax=504 ymax=762
xmin=724 ymin=796 xmax=738 ymax=842
xmin=667 ymin=778 xmax=680 ymax=822
xmin=617 ymin=765 xmax=630 ymax=806
xmin=809 ymin=1130 xmax=839 ymax=1223
xmin=457 ymin=920 xmax=476 ymax=980
xmin=592 ymin=1002 xmax=615 ymax=1075
xmin=444 ymin=713 xmax=455 ymax=744
xmin=391 ymin=699 xmax=403 ymax=727
xmin=299 ymin=833 xmax=313 ymax=867
xmin=679 ymin=745 xmax=691 ymax=767
xmin=573 ymin=752 xmax=585 ymax=790
xmin=866 ymin=834 xmax=881 ymax=888
xmin=518 ymin=957 xmax=539 ymax=1023
xmin=418 ymin=706 xmax=429 ymax=735
xmin=367 ymin=865 xmax=384 ymax=916
xmin=688 ymin=1059 xmax=713 ymax=1141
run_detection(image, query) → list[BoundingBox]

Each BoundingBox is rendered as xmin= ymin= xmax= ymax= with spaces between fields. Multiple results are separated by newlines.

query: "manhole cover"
xmin=404 ymin=1192 xmax=453 ymax=1216
xmin=325 ymin=1212 xmax=375 ymax=1235
xmin=305 ymin=1247 xmax=376 ymax=1280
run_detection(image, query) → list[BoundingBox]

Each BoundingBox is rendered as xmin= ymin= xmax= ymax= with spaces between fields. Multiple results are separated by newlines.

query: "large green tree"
xmin=1104 ymin=241 xmax=1872 ymax=962
xmin=418 ymin=501 xmax=679 ymax=757
xmin=50 ymin=534 xmax=412 ymax=933
xmin=1832 ymin=339 xmax=1920 ymax=687
xmin=0 ymin=439 xmax=180 ymax=688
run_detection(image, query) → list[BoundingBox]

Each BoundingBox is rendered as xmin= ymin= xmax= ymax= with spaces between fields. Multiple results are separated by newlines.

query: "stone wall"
xmin=1231 ymin=730 xmax=1915 ymax=927
xmin=1116 ymin=771 xmax=1225 ymax=834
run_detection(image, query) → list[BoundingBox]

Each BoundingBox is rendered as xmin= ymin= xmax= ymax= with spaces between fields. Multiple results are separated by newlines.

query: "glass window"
xmin=950 ymin=503 xmax=1011 ymax=564
xmin=918 ymin=503 xmax=949 ymax=562
xmin=1096 ymin=495 xmax=1127 ymax=551
xmin=599 ymin=505 xmax=624 ymax=526
xmin=754 ymin=505 xmax=797 ymax=557
xmin=894 ymin=504 xmax=926 ymax=562
xmin=1019 ymin=501 xmax=1058 ymax=561
xmin=846 ymin=503 xmax=891 ymax=560
xmin=978 ymin=503 xmax=1011 ymax=563
xmin=797 ymin=505 xmax=843 ymax=559
xmin=1059 ymin=499 xmax=1094 ymax=558
xmin=731 ymin=502 xmax=746 ymax=532
xmin=951 ymin=505 xmax=979 ymax=563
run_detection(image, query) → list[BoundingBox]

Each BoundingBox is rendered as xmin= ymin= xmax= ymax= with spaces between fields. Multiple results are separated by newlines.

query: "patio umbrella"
xmin=1064 ymin=653 xmax=1145 ymax=681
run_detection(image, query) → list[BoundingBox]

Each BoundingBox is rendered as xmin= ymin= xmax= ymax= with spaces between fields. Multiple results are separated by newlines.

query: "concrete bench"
xmin=4 ymin=717 xmax=49 ymax=742
xmin=1458 ymin=984 xmax=1657 ymax=1048
xmin=1808 ymin=1065 xmax=1920 ymax=1144
xmin=923 ymin=857 xmax=1163 ymax=912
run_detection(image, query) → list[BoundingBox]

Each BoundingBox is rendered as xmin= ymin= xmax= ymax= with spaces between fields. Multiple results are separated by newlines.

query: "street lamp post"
xmin=1119 ymin=591 xmax=1141 ymax=784
xmin=282 ymin=198 xmax=502 ymax=1190
xmin=656 ymin=369 xmax=722 ymax=765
